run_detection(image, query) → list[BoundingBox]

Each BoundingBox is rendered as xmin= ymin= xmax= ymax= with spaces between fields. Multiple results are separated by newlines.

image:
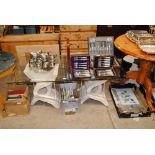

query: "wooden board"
xmin=61 ymin=48 xmax=88 ymax=55
xmin=60 ymin=41 xmax=88 ymax=50
xmin=0 ymin=33 xmax=59 ymax=42
xmin=60 ymin=32 xmax=96 ymax=41
xmin=0 ymin=33 xmax=59 ymax=58
xmin=0 ymin=41 xmax=58 ymax=58
xmin=60 ymin=25 xmax=97 ymax=32
xmin=16 ymin=44 xmax=60 ymax=65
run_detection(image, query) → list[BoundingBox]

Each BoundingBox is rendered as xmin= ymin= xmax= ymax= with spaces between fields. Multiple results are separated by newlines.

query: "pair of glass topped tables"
xmin=3 ymin=33 xmax=155 ymax=112
xmin=6 ymin=53 xmax=121 ymax=109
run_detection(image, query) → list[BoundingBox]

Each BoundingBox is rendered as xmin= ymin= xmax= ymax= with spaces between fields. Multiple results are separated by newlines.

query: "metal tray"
xmin=138 ymin=36 xmax=155 ymax=43
xmin=126 ymin=30 xmax=152 ymax=43
xmin=138 ymin=44 xmax=155 ymax=54
xmin=109 ymin=84 xmax=151 ymax=118
xmin=137 ymin=36 xmax=155 ymax=54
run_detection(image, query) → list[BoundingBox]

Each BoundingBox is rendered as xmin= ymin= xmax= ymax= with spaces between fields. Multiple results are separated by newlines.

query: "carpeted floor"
xmin=1 ymin=78 xmax=155 ymax=129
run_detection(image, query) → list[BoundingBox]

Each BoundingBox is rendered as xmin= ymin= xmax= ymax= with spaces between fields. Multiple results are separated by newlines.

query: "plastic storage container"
xmin=59 ymin=82 xmax=80 ymax=115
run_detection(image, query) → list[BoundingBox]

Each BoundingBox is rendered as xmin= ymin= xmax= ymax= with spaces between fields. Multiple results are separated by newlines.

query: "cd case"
xmin=109 ymin=83 xmax=151 ymax=118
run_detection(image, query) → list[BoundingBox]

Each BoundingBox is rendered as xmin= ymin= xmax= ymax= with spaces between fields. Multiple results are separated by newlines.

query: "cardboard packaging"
xmin=4 ymin=84 xmax=30 ymax=117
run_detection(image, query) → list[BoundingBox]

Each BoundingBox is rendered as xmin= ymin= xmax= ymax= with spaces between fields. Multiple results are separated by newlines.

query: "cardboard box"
xmin=4 ymin=84 xmax=30 ymax=117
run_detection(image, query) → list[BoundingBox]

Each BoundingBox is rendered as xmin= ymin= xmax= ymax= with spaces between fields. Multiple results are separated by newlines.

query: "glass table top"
xmin=7 ymin=55 xmax=121 ymax=84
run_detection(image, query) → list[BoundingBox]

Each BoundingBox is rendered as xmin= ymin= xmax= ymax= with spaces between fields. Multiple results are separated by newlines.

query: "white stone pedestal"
xmin=80 ymin=80 xmax=109 ymax=106
xmin=24 ymin=64 xmax=60 ymax=108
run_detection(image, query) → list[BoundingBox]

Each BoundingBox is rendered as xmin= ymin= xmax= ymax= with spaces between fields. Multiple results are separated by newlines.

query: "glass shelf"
xmin=4 ymin=55 xmax=122 ymax=109
xmin=7 ymin=55 xmax=121 ymax=85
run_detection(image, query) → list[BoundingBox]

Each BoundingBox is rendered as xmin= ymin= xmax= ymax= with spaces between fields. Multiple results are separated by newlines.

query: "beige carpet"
xmin=1 ymin=78 xmax=155 ymax=129
xmin=0 ymin=100 xmax=114 ymax=129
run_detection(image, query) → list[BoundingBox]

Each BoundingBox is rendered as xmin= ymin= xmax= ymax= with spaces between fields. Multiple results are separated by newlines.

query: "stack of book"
xmin=7 ymin=89 xmax=26 ymax=101
xmin=5 ymin=85 xmax=30 ymax=117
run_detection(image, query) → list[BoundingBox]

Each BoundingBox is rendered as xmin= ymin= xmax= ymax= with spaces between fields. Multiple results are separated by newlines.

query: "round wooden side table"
xmin=114 ymin=34 xmax=155 ymax=111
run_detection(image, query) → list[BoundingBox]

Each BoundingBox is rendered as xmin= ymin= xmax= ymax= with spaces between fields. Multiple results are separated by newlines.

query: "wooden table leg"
xmin=126 ymin=60 xmax=155 ymax=111
xmin=137 ymin=60 xmax=153 ymax=84
xmin=126 ymin=71 xmax=139 ymax=80
xmin=0 ymin=95 xmax=8 ymax=118
xmin=144 ymin=77 xmax=155 ymax=111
